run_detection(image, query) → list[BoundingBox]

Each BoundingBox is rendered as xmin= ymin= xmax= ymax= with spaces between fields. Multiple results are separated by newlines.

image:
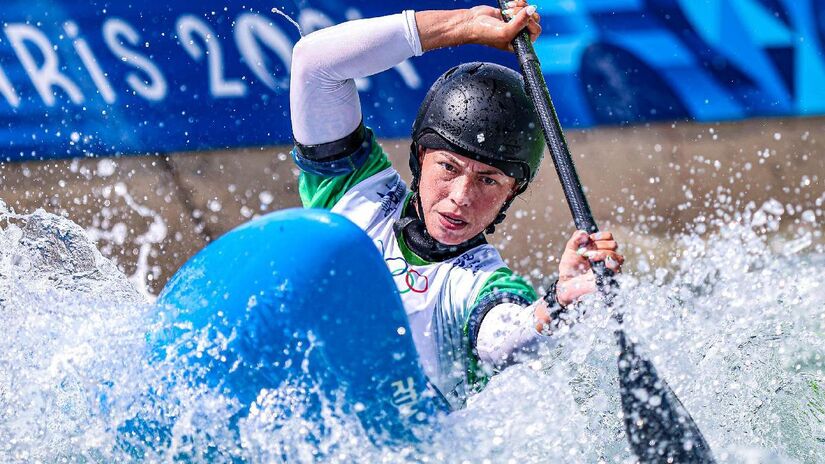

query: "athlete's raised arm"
xmin=289 ymin=6 xmax=540 ymax=150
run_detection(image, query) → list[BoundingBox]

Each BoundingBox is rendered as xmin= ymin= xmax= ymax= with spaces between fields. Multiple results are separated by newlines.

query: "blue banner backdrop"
xmin=0 ymin=0 xmax=823 ymax=160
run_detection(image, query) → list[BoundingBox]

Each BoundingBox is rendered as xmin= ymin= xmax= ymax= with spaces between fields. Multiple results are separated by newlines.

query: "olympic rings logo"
xmin=378 ymin=240 xmax=429 ymax=294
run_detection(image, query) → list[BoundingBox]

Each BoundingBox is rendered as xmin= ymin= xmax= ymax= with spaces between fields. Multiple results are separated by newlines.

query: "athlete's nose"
xmin=449 ymin=174 xmax=474 ymax=208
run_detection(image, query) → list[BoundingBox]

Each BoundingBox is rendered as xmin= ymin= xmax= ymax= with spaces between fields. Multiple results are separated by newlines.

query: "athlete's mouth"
xmin=439 ymin=212 xmax=468 ymax=226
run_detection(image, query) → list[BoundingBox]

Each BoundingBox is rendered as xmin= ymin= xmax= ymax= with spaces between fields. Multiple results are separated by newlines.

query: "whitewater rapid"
xmin=0 ymin=196 xmax=823 ymax=463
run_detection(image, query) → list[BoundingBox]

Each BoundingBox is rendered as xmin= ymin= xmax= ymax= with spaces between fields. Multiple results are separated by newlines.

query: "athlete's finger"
xmin=507 ymin=6 xmax=539 ymax=24
xmin=592 ymin=240 xmax=618 ymax=251
xmin=503 ymin=0 xmax=528 ymax=10
xmin=566 ymin=230 xmax=591 ymax=252
xmin=601 ymin=252 xmax=624 ymax=272
xmin=504 ymin=4 xmax=536 ymax=35
xmin=501 ymin=0 xmax=528 ymax=18
xmin=579 ymin=250 xmax=623 ymax=264
xmin=589 ymin=231 xmax=613 ymax=242
xmin=527 ymin=17 xmax=542 ymax=42
xmin=506 ymin=6 xmax=538 ymax=28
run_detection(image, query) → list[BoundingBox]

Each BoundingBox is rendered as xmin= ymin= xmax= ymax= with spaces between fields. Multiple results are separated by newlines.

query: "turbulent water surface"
xmin=0 ymin=195 xmax=823 ymax=463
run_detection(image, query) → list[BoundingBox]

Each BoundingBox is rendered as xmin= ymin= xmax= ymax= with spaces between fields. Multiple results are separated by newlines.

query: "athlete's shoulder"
xmin=297 ymin=127 xmax=395 ymax=210
xmin=331 ymin=165 xmax=409 ymax=232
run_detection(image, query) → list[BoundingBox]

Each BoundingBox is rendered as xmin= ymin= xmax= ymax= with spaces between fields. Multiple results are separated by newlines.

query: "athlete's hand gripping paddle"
xmin=496 ymin=2 xmax=716 ymax=462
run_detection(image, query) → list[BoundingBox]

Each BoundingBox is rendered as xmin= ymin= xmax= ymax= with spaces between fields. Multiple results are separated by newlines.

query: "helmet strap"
xmin=413 ymin=190 xmax=426 ymax=226
xmin=484 ymin=180 xmax=528 ymax=235
xmin=485 ymin=203 xmax=510 ymax=235
xmin=409 ymin=141 xmax=422 ymax=193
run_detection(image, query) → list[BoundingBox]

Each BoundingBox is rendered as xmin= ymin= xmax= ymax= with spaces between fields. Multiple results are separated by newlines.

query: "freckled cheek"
xmin=420 ymin=184 xmax=448 ymax=215
xmin=477 ymin=190 xmax=508 ymax=220
xmin=427 ymin=180 xmax=452 ymax=204
xmin=433 ymin=189 xmax=453 ymax=212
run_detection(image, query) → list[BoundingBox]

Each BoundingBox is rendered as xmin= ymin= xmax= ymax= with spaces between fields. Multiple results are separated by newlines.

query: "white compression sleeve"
xmin=475 ymin=302 xmax=545 ymax=370
xmin=290 ymin=11 xmax=423 ymax=146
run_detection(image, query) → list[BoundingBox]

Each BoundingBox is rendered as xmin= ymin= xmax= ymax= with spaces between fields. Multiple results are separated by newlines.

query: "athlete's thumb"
xmin=506 ymin=5 xmax=536 ymax=34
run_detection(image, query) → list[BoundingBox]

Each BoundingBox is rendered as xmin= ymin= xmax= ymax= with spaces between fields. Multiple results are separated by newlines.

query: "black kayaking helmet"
xmin=409 ymin=61 xmax=545 ymax=233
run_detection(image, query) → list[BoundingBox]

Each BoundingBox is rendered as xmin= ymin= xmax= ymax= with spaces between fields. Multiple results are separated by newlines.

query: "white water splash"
xmin=0 ymin=209 xmax=148 ymax=461
xmin=84 ymin=182 xmax=167 ymax=301
xmin=0 ymin=198 xmax=823 ymax=462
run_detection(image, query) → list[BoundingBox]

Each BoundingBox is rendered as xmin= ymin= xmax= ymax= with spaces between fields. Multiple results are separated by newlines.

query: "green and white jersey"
xmin=297 ymin=132 xmax=537 ymax=408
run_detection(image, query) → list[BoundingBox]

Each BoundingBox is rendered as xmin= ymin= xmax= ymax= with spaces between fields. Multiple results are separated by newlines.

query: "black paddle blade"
xmin=616 ymin=330 xmax=716 ymax=463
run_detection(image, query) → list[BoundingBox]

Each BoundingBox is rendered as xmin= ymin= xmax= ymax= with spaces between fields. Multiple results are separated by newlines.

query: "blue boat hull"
xmin=154 ymin=208 xmax=448 ymax=444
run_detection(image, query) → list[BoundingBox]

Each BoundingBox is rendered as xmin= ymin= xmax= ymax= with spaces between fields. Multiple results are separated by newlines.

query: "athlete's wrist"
xmin=543 ymin=279 xmax=566 ymax=310
xmin=458 ymin=9 xmax=481 ymax=47
xmin=415 ymin=9 xmax=473 ymax=52
xmin=534 ymin=279 xmax=567 ymax=335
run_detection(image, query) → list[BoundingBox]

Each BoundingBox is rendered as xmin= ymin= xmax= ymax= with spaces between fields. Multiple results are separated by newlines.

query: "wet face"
xmin=417 ymin=148 xmax=518 ymax=246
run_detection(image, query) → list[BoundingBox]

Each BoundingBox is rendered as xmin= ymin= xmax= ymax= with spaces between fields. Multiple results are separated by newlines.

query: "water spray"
xmin=497 ymin=2 xmax=716 ymax=462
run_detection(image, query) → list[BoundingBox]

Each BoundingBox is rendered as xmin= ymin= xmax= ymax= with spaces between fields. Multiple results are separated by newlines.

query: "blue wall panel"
xmin=0 ymin=0 xmax=822 ymax=160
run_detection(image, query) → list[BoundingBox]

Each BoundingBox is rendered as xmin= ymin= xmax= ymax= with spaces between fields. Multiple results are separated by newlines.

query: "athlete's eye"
xmin=440 ymin=162 xmax=456 ymax=173
xmin=480 ymin=176 xmax=498 ymax=186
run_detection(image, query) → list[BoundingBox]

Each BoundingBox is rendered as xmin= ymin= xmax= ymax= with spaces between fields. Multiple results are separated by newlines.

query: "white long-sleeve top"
xmin=290 ymin=11 xmax=422 ymax=145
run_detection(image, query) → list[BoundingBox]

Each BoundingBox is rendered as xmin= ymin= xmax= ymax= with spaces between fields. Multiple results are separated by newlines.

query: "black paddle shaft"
xmin=497 ymin=5 xmax=616 ymax=294
xmin=504 ymin=13 xmax=596 ymax=234
xmin=497 ymin=4 xmax=716 ymax=462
